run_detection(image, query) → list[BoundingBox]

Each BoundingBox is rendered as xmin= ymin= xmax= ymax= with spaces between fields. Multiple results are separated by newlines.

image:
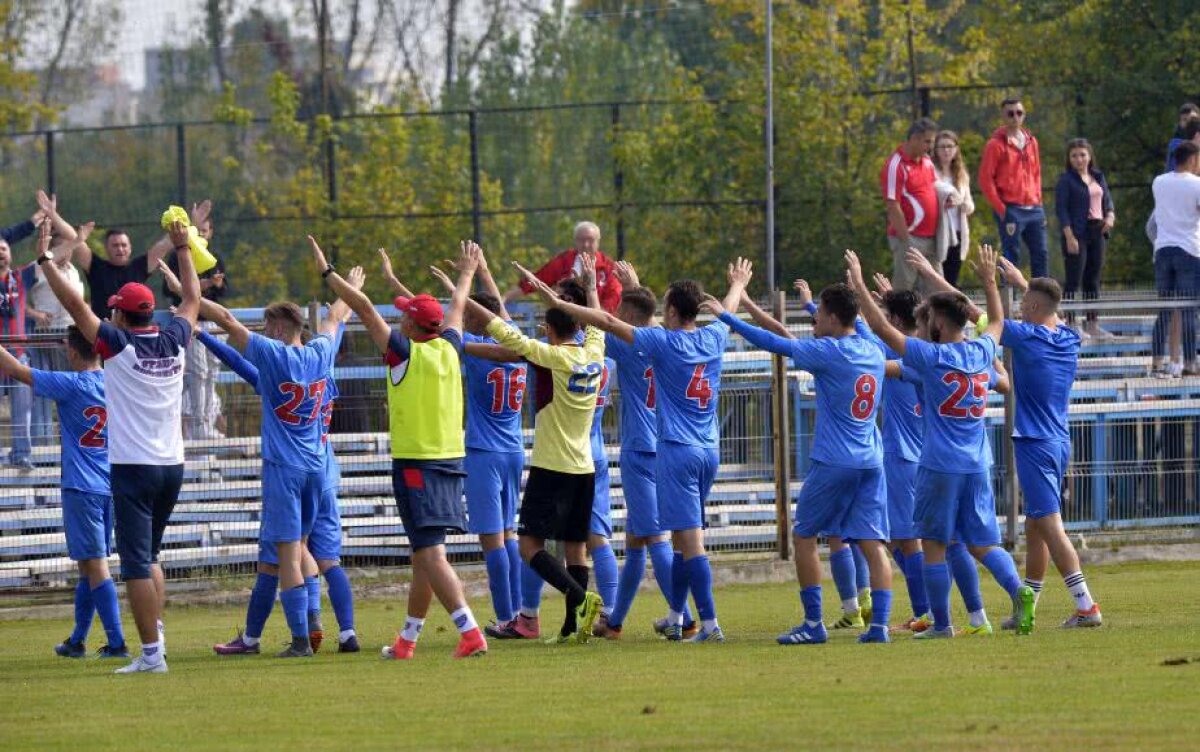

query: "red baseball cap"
xmin=393 ymin=294 xmax=443 ymax=329
xmin=107 ymin=282 xmax=156 ymax=313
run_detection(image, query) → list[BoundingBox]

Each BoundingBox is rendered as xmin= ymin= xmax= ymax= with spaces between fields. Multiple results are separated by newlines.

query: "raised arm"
xmin=739 ymin=291 xmax=793 ymax=339
xmin=50 ymin=222 xmax=95 ymax=263
xmin=721 ymin=257 xmax=753 ymax=314
xmin=444 ymin=241 xmax=480 ymax=335
xmin=513 ymin=261 xmax=635 ymax=343
xmin=35 ymin=190 xmax=76 ymax=242
xmin=845 ymin=249 xmax=907 ymax=354
xmin=464 ymin=341 xmax=523 ymax=363
xmin=0 ymin=344 xmax=33 ymax=385
xmin=996 ymin=255 xmax=1029 ymax=293
xmin=905 ymin=247 xmax=984 ymax=323
xmin=578 ymin=252 xmax=602 ymax=310
xmin=973 ymin=244 xmax=1005 ymax=342
xmin=321 ymin=265 xmax=364 ymax=337
xmin=991 ymin=357 xmax=1011 ymax=395
xmin=701 ymin=295 xmax=794 ymax=357
xmin=37 ymin=220 xmax=100 ymax=342
xmin=312 ymin=236 xmax=391 ymax=353
xmin=196 ymin=329 xmax=260 ymax=390
xmin=378 ymin=248 xmax=415 ymax=297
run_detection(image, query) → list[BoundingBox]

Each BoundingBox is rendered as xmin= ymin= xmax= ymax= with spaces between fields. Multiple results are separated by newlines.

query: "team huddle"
xmin=0 ymin=211 xmax=1103 ymax=672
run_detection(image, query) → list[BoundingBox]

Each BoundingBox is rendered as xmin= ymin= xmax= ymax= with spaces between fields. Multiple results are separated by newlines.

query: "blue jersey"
xmin=245 ymin=332 xmax=336 ymax=472
xmin=590 ymin=357 xmax=615 ymax=461
xmin=632 ymin=323 xmax=728 ymax=449
xmin=902 ymin=335 xmax=998 ymax=474
xmin=32 ymin=370 xmax=109 ymax=495
xmin=1001 ymin=320 xmax=1079 ymax=442
xmin=789 ymin=334 xmax=885 ymax=469
xmin=605 ymin=333 xmax=657 ymax=453
xmin=864 ymin=329 xmax=924 ymax=462
xmin=463 ymin=329 xmax=527 ymax=454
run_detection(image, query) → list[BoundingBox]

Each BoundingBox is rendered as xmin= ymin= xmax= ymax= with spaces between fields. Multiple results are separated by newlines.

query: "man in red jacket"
xmin=979 ymin=97 xmax=1048 ymax=278
xmin=505 ymin=221 xmax=623 ymax=313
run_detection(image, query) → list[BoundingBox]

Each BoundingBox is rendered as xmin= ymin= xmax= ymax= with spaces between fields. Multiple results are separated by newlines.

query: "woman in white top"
xmin=932 ymin=130 xmax=975 ymax=287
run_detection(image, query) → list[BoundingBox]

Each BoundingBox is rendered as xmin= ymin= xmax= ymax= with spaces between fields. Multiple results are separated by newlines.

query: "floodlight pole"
xmin=764 ymin=0 xmax=776 ymax=292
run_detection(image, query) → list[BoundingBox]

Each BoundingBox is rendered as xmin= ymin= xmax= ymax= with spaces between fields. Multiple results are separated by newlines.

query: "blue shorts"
xmin=1014 ymin=438 xmax=1070 ymax=520
xmin=62 ymin=489 xmax=112 ymax=561
xmin=260 ymin=461 xmax=322 ymax=545
xmin=656 ymin=442 xmax=718 ymax=532
xmin=884 ymin=454 xmax=919 ymax=541
xmin=590 ymin=454 xmax=612 ymax=538
xmin=793 ymin=462 xmax=888 ymax=541
xmin=392 ymin=459 xmax=467 ymax=551
xmin=112 ymin=463 xmax=184 ymax=580
xmin=464 ymin=449 xmax=523 ymax=535
xmin=307 ymin=485 xmax=342 ymax=561
xmin=621 ymin=449 xmax=661 ymax=538
xmin=913 ymin=467 xmax=1000 ymax=547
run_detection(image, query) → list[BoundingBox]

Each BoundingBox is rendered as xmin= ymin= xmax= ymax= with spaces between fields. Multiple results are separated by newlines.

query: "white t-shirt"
xmin=1151 ymin=171 xmax=1200 ymax=257
xmin=28 ymin=262 xmax=83 ymax=329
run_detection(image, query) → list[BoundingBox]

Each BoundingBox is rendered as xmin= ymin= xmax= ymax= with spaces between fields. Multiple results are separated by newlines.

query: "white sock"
xmin=1063 ymin=571 xmax=1094 ymax=611
xmin=701 ymin=618 xmax=718 ymax=632
xmin=339 ymin=629 xmax=356 ymax=642
xmin=400 ymin=616 xmax=425 ymax=643
xmin=450 ymin=606 xmax=478 ymax=634
xmin=968 ymin=609 xmax=988 ymax=628
xmin=841 ymin=597 xmax=859 ymax=615
xmin=519 ymin=607 xmax=539 ymax=619
xmin=142 ymin=640 xmax=164 ymax=662
xmin=1023 ymin=577 xmax=1044 ymax=604
xmin=242 ymin=634 xmax=260 ymax=647
xmin=667 ymin=610 xmax=684 ymax=627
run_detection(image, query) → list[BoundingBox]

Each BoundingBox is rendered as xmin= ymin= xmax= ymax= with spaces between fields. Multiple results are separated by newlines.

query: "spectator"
xmin=1054 ymin=138 xmax=1115 ymax=338
xmin=979 ymin=96 xmax=1048 ymax=278
xmin=505 ymin=221 xmax=623 ymax=312
xmin=1149 ymin=141 xmax=1200 ymax=378
xmin=1165 ymin=116 xmax=1200 ymax=173
xmin=881 ymin=117 xmax=941 ymax=293
xmin=1174 ymin=103 xmax=1199 ymax=138
xmin=932 ymin=129 xmax=975 ymax=287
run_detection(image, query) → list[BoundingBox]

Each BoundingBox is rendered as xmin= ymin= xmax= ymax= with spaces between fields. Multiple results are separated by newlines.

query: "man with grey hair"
xmin=880 ymin=118 xmax=941 ymax=294
xmin=505 ymin=221 xmax=623 ymax=312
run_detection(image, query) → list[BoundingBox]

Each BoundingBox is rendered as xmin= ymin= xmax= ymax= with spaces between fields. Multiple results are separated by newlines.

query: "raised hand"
xmin=429 ymin=264 xmax=455 ymax=293
xmin=190 ymin=199 xmax=213 ymax=228
xmin=996 ymin=254 xmax=1028 ymax=291
xmin=699 ymin=293 xmax=727 ymax=318
xmin=157 ymin=259 xmax=183 ymax=296
xmin=872 ymin=272 xmax=893 ymax=295
xmin=308 ymin=235 xmax=330 ymax=272
xmin=345 ymin=265 xmax=365 ymax=291
xmin=728 ymin=257 xmax=753 ymax=287
xmin=76 ymin=221 xmax=95 ymax=242
xmin=457 ymin=240 xmax=481 ymax=275
xmin=512 ymin=261 xmax=560 ymax=307
xmin=614 ymin=260 xmax=640 ymax=288
xmin=168 ymin=220 xmax=189 ymax=249
xmin=792 ymin=279 xmax=812 ymax=306
xmin=579 ymin=251 xmax=597 ymax=290
xmin=36 ymin=189 xmax=56 ymax=216
xmin=36 ymin=218 xmax=51 ymax=255
xmin=844 ymin=249 xmax=866 ymax=289
xmin=378 ymin=248 xmax=396 ymax=277
xmin=905 ymin=247 xmax=936 ymax=278
xmin=972 ymin=243 xmax=998 ymax=288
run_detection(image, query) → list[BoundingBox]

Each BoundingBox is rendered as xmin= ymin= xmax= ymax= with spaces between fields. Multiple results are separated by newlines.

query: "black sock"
xmin=568 ymin=564 xmax=590 ymax=593
xmin=530 ymin=550 xmax=585 ymax=603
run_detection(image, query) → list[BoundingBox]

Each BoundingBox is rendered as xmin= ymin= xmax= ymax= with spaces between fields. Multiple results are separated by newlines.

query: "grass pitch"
xmin=1 ymin=560 xmax=1198 ymax=750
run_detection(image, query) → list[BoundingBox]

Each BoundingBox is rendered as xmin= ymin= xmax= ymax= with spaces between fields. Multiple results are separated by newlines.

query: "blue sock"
xmin=305 ymin=575 xmax=322 ymax=627
xmin=981 ymin=548 xmax=1022 ymax=600
xmin=892 ymin=546 xmax=906 ymax=571
xmin=870 ymin=589 xmax=892 ymax=628
xmin=684 ymin=555 xmax=716 ymax=622
xmin=591 ymin=543 xmax=619 ymax=615
xmin=279 ymin=585 xmax=309 ymax=639
xmin=610 ymin=546 xmax=646 ymax=628
xmin=669 ymin=551 xmax=689 ymax=615
xmin=800 ymin=585 xmax=822 ymax=624
xmin=903 ymin=551 xmax=929 ymax=617
xmin=484 ymin=547 xmax=514 ymax=623
xmin=947 ymin=542 xmax=984 ymax=613
xmin=852 ymin=544 xmax=870 ymax=592
xmin=90 ymin=579 xmax=125 ymax=648
xmin=245 ymin=573 xmax=278 ymax=639
xmin=504 ymin=539 xmax=522 ymax=616
xmin=70 ymin=578 xmax=95 ymax=644
xmin=323 ymin=565 xmax=355 ymax=632
xmin=520 ymin=560 xmax=544 ymax=612
xmin=647 ymin=541 xmax=676 ymax=608
xmin=923 ymin=562 xmax=953 ymax=630
xmin=829 ymin=547 xmax=857 ymax=602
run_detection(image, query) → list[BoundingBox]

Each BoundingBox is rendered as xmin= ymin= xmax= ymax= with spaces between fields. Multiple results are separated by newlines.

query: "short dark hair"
xmin=1173 ymin=140 xmax=1200 ymax=167
xmin=1001 ymin=97 xmax=1023 ymax=108
xmin=1181 ymin=102 xmax=1199 ymax=116
xmin=882 ymin=289 xmax=920 ymax=331
xmin=470 ymin=292 xmax=502 ymax=316
xmin=907 ymin=117 xmax=939 ymax=139
xmin=1183 ymin=117 xmax=1200 ymax=141
xmin=65 ymin=325 xmax=96 ymax=359
xmin=104 ymin=229 xmax=129 ymax=243
xmin=1028 ymin=277 xmax=1063 ymax=307
xmin=620 ymin=286 xmax=656 ymax=325
xmin=665 ymin=279 xmax=704 ymax=323
xmin=557 ymin=278 xmax=588 ymax=307
xmin=818 ymin=283 xmax=859 ymax=327
xmin=264 ymin=301 xmax=305 ymax=339
xmin=545 ymin=307 xmax=579 ymax=340
xmin=122 ymin=310 xmax=154 ymax=327
xmin=925 ymin=291 xmax=972 ymax=330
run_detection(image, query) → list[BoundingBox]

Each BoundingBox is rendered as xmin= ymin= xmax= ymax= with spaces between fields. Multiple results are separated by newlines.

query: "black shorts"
xmin=112 ymin=463 xmax=185 ymax=580
xmin=519 ymin=466 xmax=595 ymax=543
xmin=392 ymin=459 xmax=467 ymax=550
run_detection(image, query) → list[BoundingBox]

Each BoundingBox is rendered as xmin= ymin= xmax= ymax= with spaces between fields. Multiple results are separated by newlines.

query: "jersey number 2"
xmin=938 ymin=373 xmax=989 ymax=419
xmin=275 ymin=380 xmax=328 ymax=425
xmin=80 ymin=406 xmax=107 ymax=448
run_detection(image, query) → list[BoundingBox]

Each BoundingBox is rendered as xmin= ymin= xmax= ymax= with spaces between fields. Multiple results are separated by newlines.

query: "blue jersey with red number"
xmin=605 ymin=333 xmax=657 ymax=453
xmin=902 ymin=335 xmax=997 ymax=474
xmin=31 ymin=369 xmax=109 ymax=495
xmin=245 ymin=332 xmax=335 ymax=472
xmin=463 ymin=328 xmax=527 ymax=454
xmin=859 ymin=322 xmax=924 ymax=462
xmin=590 ymin=356 xmax=615 ymax=461
xmin=790 ymin=334 xmax=885 ymax=469
xmin=631 ymin=323 xmax=728 ymax=449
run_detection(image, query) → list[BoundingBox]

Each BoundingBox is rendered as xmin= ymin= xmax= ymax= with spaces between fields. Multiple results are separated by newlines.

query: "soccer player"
xmin=528 ymin=256 xmax=754 ymax=643
xmin=0 ymin=325 xmax=126 ymax=659
xmin=315 ymin=238 xmax=487 ymax=659
xmin=704 ymin=277 xmax=894 ymax=644
xmin=847 ymin=245 xmax=1027 ymax=639
xmin=40 ymin=220 xmax=199 ymax=673
xmin=462 ymin=254 xmax=606 ymax=644
xmin=994 ymin=256 xmax=1101 ymax=630
xmin=587 ymin=354 xmax=620 ymax=630
xmin=426 ymin=252 xmax=529 ymax=638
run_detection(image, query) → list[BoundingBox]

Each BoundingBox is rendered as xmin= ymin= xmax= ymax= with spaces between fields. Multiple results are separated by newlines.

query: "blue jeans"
xmin=1 ymin=361 xmax=31 ymax=463
xmin=995 ymin=205 xmax=1049 ymax=278
xmin=28 ymin=340 xmax=66 ymax=446
xmin=1151 ymin=247 xmax=1198 ymax=360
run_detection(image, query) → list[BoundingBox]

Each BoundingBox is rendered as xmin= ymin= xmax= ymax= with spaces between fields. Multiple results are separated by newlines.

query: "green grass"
xmin=2 ymin=561 xmax=1198 ymax=750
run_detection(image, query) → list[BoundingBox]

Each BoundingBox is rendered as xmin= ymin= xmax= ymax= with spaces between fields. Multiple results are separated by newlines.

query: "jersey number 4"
xmin=938 ymin=372 xmax=989 ymax=419
xmin=486 ymin=367 xmax=527 ymax=413
xmin=80 ymin=406 xmax=107 ymax=448
xmin=686 ymin=364 xmax=713 ymax=409
xmin=275 ymin=380 xmax=328 ymax=425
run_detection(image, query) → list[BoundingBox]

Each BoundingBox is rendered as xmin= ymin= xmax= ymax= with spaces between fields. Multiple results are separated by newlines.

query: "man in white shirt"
xmin=1150 ymin=141 xmax=1200 ymax=376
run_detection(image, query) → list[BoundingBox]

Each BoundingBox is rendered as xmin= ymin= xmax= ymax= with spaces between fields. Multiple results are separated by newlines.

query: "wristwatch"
xmin=321 ymin=264 xmax=337 ymax=279
xmin=36 ymin=251 xmax=53 ymax=266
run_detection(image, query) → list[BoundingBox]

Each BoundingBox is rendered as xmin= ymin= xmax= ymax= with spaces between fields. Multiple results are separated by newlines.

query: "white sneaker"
xmin=114 ymin=655 xmax=168 ymax=674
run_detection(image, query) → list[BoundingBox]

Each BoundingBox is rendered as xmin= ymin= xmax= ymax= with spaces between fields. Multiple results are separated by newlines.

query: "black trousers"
xmin=943 ymin=243 xmax=963 ymax=288
xmin=1062 ymin=219 xmax=1106 ymax=322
